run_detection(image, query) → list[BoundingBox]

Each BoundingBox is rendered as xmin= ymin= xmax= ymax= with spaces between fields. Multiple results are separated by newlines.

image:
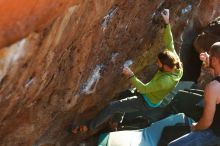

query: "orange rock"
xmin=0 ymin=0 xmax=79 ymax=48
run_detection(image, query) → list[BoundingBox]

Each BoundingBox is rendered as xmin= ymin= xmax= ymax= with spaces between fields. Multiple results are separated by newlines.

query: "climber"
xmin=168 ymin=42 xmax=220 ymax=146
xmin=72 ymin=9 xmax=183 ymax=134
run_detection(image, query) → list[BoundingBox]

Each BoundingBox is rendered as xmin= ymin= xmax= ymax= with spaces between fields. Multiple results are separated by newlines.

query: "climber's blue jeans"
xmin=89 ymin=89 xmax=153 ymax=130
xmin=168 ymin=129 xmax=220 ymax=146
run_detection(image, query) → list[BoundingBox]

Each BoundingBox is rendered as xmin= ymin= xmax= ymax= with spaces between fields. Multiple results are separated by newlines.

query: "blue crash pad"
xmin=98 ymin=113 xmax=194 ymax=146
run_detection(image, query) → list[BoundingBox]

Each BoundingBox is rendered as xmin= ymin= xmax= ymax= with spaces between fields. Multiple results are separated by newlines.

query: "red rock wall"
xmin=0 ymin=0 xmax=219 ymax=145
xmin=0 ymin=0 xmax=79 ymax=48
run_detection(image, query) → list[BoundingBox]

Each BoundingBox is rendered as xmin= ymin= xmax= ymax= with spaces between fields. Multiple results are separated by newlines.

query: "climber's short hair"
xmin=158 ymin=50 xmax=182 ymax=69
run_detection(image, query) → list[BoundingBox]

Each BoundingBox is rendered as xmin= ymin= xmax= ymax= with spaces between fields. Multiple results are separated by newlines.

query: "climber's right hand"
xmin=122 ymin=67 xmax=134 ymax=78
xmin=161 ymin=9 xmax=169 ymax=24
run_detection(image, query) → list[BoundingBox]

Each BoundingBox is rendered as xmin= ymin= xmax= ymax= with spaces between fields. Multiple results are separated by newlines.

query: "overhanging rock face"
xmin=0 ymin=0 xmax=219 ymax=145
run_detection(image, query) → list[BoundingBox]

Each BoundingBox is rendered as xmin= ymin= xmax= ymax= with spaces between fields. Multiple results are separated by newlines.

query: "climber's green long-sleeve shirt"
xmin=129 ymin=24 xmax=183 ymax=105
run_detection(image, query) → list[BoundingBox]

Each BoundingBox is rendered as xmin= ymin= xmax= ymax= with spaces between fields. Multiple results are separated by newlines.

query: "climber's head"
xmin=157 ymin=50 xmax=182 ymax=72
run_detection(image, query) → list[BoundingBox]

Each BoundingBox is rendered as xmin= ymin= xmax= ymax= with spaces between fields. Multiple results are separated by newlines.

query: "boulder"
xmin=0 ymin=0 xmax=219 ymax=145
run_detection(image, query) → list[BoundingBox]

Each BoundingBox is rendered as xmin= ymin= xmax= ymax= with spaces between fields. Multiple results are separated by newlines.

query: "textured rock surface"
xmin=0 ymin=0 xmax=219 ymax=145
xmin=0 ymin=0 xmax=79 ymax=48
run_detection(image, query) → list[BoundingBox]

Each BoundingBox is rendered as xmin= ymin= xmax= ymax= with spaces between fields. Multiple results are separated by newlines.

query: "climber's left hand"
xmin=161 ymin=9 xmax=169 ymax=24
